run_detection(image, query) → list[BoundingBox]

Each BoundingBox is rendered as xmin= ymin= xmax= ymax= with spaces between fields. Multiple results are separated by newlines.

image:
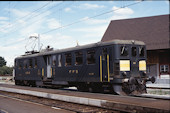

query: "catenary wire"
xmin=2 ymin=1 xmax=143 ymax=47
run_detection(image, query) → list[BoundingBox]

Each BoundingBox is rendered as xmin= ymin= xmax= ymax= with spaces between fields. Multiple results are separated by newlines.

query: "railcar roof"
xmin=15 ymin=39 xmax=145 ymax=59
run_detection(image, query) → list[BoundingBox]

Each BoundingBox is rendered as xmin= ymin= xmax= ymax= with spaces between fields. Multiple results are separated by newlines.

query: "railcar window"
xmin=87 ymin=50 xmax=95 ymax=64
xmin=102 ymin=48 xmax=107 ymax=60
xmin=65 ymin=53 xmax=72 ymax=66
xmin=139 ymin=46 xmax=144 ymax=57
xmin=52 ymin=55 xmax=56 ymax=66
xmin=132 ymin=47 xmax=137 ymax=57
xmin=58 ymin=54 xmax=62 ymax=67
xmin=24 ymin=60 xmax=28 ymax=69
xmin=18 ymin=60 xmax=22 ymax=69
xmin=75 ymin=51 xmax=83 ymax=65
xmin=29 ymin=59 xmax=32 ymax=68
xmin=34 ymin=58 xmax=37 ymax=68
xmin=120 ymin=46 xmax=128 ymax=56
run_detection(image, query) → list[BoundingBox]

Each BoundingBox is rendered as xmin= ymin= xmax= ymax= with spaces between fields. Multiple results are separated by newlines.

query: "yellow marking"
xmin=51 ymin=68 xmax=52 ymax=77
xmin=42 ymin=68 xmax=44 ymax=77
xmin=25 ymin=71 xmax=30 ymax=75
xmin=100 ymin=55 xmax=102 ymax=82
xmin=107 ymin=54 xmax=110 ymax=82
xmin=69 ymin=70 xmax=72 ymax=73
xmin=133 ymin=62 xmax=136 ymax=64
xmin=72 ymin=70 xmax=74 ymax=73
xmin=89 ymin=73 xmax=94 ymax=75
xmin=53 ymin=68 xmax=55 ymax=75
xmin=76 ymin=70 xmax=78 ymax=74
xmin=139 ymin=60 xmax=146 ymax=71
xmin=120 ymin=60 xmax=130 ymax=71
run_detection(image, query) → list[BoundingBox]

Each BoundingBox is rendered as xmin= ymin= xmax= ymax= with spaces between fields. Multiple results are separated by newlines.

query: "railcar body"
xmin=14 ymin=40 xmax=155 ymax=95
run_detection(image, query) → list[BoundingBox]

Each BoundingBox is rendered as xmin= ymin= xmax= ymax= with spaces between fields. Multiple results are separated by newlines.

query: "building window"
xmin=160 ymin=65 xmax=169 ymax=74
xmin=87 ymin=50 xmax=95 ymax=64
xmin=132 ymin=47 xmax=137 ymax=57
xmin=75 ymin=51 xmax=83 ymax=65
xmin=65 ymin=53 xmax=72 ymax=66
xmin=139 ymin=46 xmax=144 ymax=57
xmin=58 ymin=54 xmax=62 ymax=67
xmin=120 ymin=46 xmax=128 ymax=56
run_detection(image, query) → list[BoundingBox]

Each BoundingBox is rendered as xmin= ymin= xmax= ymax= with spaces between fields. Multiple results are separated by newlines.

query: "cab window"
xmin=120 ymin=46 xmax=128 ymax=56
xmin=139 ymin=46 xmax=145 ymax=57
xmin=132 ymin=47 xmax=137 ymax=57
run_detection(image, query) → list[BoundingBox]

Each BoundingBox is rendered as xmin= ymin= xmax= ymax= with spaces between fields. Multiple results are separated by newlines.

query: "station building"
xmin=101 ymin=14 xmax=170 ymax=80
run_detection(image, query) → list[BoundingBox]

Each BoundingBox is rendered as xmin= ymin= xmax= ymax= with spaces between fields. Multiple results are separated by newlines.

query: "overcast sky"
xmin=0 ymin=1 xmax=169 ymax=66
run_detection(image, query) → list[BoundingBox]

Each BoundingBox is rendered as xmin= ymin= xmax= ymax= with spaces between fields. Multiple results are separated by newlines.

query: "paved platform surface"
xmin=0 ymin=84 xmax=169 ymax=112
xmin=147 ymin=84 xmax=170 ymax=89
xmin=0 ymin=94 xmax=74 ymax=113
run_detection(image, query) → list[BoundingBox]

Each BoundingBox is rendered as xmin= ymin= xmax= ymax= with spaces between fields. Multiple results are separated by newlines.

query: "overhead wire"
xmin=41 ymin=1 xmax=143 ymax=35
xmin=1 ymin=1 xmax=69 ymax=47
xmin=2 ymin=1 xmax=143 ymax=47
xmin=0 ymin=1 xmax=65 ymax=39
xmin=0 ymin=1 xmax=52 ymax=30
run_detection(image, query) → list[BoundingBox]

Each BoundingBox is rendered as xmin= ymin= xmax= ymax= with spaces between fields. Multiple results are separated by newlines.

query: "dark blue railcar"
xmin=14 ymin=40 xmax=155 ymax=95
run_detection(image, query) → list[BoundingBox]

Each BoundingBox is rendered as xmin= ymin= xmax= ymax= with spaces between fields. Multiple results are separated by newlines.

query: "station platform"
xmin=0 ymin=84 xmax=169 ymax=113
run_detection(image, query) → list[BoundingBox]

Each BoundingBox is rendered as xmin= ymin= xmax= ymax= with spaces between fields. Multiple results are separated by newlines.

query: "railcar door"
xmin=47 ymin=56 xmax=52 ymax=78
xmin=100 ymin=48 xmax=110 ymax=82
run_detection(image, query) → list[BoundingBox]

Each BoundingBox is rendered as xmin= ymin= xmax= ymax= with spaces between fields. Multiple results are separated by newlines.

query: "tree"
xmin=0 ymin=66 xmax=13 ymax=75
xmin=0 ymin=56 xmax=6 ymax=67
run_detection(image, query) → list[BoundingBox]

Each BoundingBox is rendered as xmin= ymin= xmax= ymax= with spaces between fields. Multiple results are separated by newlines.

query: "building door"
xmin=147 ymin=64 xmax=158 ymax=78
xmin=47 ymin=56 xmax=52 ymax=78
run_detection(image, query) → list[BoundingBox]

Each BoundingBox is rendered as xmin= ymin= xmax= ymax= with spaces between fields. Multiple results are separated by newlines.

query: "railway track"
xmin=0 ymin=84 xmax=169 ymax=113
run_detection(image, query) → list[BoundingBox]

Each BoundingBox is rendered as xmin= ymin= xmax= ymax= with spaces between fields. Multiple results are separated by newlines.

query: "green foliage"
xmin=0 ymin=56 xmax=6 ymax=67
xmin=0 ymin=66 xmax=13 ymax=75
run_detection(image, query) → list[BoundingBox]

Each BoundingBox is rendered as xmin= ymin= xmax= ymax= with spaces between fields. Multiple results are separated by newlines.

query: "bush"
xmin=0 ymin=66 xmax=13 ymax=76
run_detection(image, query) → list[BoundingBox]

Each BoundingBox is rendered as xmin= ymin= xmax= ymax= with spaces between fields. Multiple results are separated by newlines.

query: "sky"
xmin=0 ymin=1 xmax=169 ymax=66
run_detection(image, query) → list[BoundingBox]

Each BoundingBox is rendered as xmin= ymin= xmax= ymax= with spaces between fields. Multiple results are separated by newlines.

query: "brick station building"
xmin=101 ymin=14 xmax=170 ymax=79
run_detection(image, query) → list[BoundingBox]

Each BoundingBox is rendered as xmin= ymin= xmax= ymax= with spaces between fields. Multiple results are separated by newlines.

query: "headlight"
xmin=139 ymin=60 xmax=146 ymax=71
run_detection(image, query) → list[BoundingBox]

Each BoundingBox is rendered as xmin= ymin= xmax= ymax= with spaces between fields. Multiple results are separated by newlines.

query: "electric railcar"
xmin=14 ymin=40 xmax=155 ymax=95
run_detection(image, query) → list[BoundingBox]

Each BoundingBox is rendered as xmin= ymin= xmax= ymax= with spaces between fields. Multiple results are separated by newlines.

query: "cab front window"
xmin=120 ymin=46 xmax=128 ymax=56
xmin=139 ymin=46 xmax=145 ymax=57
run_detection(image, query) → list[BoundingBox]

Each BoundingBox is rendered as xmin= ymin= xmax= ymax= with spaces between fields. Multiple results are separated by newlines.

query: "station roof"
xmin=101 ymin=14 xmax=170 ymax=50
